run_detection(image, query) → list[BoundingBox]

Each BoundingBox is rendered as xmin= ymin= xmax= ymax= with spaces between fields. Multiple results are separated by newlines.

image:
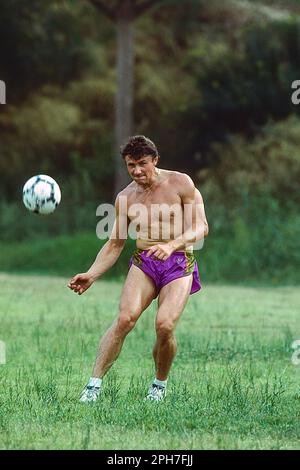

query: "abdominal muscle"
xmin=127 ymin=185 xmax=193 ymax=252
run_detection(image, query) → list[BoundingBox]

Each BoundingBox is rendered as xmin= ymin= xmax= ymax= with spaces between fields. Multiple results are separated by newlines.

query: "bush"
xmin=198 ymin=116 xmax=300 ymax=283
xmin=0 ymin=232 xmax=136 ymax=279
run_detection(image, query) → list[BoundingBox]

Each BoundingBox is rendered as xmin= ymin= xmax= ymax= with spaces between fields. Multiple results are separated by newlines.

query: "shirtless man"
xmin=68 ymin=135 xmax=209 ymax=402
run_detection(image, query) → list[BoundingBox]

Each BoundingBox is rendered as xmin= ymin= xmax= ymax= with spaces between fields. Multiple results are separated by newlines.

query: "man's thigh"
xmin=156 ymin=275 xmax=193 ymax=325
xmin=119 ymin=265 xmax=156 ymax=321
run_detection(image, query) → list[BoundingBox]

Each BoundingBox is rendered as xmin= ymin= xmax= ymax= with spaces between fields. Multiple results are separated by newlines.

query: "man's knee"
xmin=116 ymin=310 xmax=139 ymax=335
xmin=156 ymin=319 xmax=175 ymax=339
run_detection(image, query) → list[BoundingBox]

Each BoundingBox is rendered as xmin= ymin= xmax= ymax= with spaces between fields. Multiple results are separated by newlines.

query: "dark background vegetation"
xmin=0 ymin=0 xmax=299 ymax=283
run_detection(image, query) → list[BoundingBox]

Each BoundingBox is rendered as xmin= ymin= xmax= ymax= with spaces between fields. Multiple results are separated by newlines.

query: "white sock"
xmin=154 ymin=378 xmax=167 ymax=388
xmin=87 ymin=377 xmax=102 ymax=388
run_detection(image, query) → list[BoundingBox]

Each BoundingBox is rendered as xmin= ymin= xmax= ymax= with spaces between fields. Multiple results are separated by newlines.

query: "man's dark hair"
xmin=120 ymin=135 xmax=159 ymax=160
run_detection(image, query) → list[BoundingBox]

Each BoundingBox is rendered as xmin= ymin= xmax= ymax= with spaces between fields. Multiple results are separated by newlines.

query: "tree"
xmin=87 ymin=0 xmax=165 ymax=196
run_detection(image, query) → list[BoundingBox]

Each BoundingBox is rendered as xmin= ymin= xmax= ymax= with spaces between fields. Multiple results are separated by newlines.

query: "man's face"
xmin=125 ymin=155 xmax=158 ymax=185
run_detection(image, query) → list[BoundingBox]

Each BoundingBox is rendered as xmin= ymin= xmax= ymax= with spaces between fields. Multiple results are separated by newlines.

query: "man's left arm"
xmin=169 ymin=174 xmax=209 ymax=252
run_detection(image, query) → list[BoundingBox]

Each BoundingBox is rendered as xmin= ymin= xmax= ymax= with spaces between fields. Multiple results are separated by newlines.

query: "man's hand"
xmin=68 ymin=273 xmax=95 ymax=295
xmin=146 ymin=243 xmax=175 ymax=261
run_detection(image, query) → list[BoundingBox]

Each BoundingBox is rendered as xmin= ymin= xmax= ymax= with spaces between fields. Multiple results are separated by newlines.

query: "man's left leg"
xmin=147 ymin=275 xmax=193 ymax=400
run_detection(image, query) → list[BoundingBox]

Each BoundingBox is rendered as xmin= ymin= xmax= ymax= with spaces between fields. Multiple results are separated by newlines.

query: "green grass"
xmin=0 ymin=273 xmax=300 ymax=449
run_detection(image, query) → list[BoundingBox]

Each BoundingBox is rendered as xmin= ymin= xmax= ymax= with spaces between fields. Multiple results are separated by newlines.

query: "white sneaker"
xmin=146 ymin=384 xmax=166 ymax=401
xmin=79 ymin=385 xmax=101 ymax=403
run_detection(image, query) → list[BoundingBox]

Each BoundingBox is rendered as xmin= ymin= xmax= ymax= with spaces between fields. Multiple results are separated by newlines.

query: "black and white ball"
xmin=23 ymin=175 xmax=61 ymax=215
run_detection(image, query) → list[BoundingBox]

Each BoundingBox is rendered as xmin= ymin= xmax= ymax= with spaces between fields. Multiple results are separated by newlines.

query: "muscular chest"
xmin=127 ymin=184 xmax=183 ymax=230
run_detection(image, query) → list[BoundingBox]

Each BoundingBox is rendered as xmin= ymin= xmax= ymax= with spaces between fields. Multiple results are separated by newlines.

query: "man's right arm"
xmin=87 ymin=194 xmax=129 ymax=280
xmin=68 ymin=194 xmax=128 ymax=294
xmin=87 ymin=238 xmax=126 ymax=281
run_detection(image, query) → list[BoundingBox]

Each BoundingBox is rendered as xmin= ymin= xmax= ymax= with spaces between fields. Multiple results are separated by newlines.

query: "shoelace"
xmin=83 ymin=386 xmax=100 ymax=397
xmin=149 ymin=384 xmax=165 ymax=397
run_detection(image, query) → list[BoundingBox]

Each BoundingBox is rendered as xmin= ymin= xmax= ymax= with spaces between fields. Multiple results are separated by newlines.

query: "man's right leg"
xmin=92 ymin=265 xmax=155 ymax=378
xmin=80 ymin=265 xmax=156 ymax=402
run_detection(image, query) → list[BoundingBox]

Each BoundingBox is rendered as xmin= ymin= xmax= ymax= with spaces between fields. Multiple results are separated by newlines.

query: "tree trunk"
xmin=114 ymin=17 xmax=134 ymax=198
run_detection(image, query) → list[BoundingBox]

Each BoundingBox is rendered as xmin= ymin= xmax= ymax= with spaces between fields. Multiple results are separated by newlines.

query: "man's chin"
xmin=134 ymin=177 xmax=147 ymax=183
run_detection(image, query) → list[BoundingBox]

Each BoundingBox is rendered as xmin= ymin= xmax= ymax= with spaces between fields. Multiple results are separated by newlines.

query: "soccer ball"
xmin=22 ymin=175 xmax=61 ymax=215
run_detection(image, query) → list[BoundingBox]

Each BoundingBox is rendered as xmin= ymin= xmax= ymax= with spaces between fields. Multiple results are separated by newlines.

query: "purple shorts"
xmin=129 ymin=249 xmax=201 ymax=297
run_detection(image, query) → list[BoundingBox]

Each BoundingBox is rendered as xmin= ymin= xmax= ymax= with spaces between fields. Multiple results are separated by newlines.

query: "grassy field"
xmin=0 ymin=273 xmax=300 ymax=450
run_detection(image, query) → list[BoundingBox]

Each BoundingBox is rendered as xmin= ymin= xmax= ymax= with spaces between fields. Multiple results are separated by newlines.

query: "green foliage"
xmin=1 ymin=0 xmax=300 ymax=283
xmin=1 ymin=116 xmax=300 ymax=283
xmin=0 ymin=221 xmax=299 ymax=284
xmin=0 ymin=202 xmax=95 ymax=242
xmin=199 ymin=116 xmax=300 ymax=283
xmin=3 ymin=0 xmax=300 ymax=194
xmin=200 ymin=203 xmax=300 ymax=284
xmin=202 ymin=115 xmax=300 ymax=204
xmin=0 ymin=0 xmax=91 ymax=100
xmin=0 ymin=0 xmax=116 ymax=200
xmin=0 ymin=76 xmax=116 ymax=201
xmin=182 ymin=16 xmax=300 ymax=158
xmin=0 ymin=233 xmax=136 ymax=279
